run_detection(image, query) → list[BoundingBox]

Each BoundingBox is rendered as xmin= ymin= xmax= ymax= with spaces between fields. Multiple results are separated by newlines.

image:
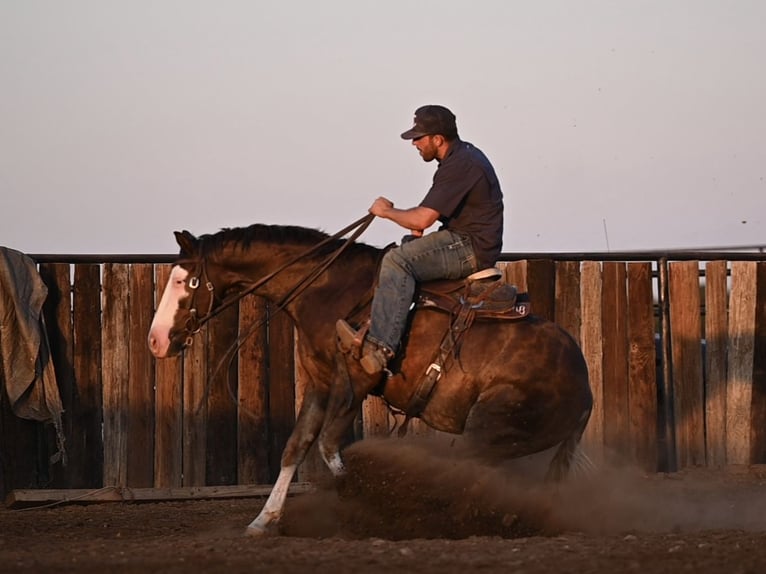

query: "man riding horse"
xmin=148 ymin=105 xmax=591 ymax=536
xmin=337 ymin=104 xmax=505 ymax=375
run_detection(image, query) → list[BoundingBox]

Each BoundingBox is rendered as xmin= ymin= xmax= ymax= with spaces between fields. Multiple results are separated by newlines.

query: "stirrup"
xmin=336 ymin=319 xmax=367 ymax=354
xmin=360 ymin=347 xmax=389 ymax=375
xmin=336 ymin=320 xmax=391 ymax=375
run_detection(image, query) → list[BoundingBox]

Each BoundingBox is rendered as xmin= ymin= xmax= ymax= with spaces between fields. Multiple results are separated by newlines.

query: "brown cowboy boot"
xmin=335 ymin=319 xmax=392 ymax=375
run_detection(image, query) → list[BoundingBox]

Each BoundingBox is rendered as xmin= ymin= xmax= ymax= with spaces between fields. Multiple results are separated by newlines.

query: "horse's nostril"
xmin=148 ymin=333 xmax=163 ymax=356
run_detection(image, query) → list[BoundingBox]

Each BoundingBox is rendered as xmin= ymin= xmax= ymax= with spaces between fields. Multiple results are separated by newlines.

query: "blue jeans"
xmin=368 ymin=229 xmax=478 ymax=353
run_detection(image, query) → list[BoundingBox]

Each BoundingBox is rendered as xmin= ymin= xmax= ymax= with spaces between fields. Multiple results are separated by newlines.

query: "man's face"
xmin=413 ymin=135 xmax=438 ymax=162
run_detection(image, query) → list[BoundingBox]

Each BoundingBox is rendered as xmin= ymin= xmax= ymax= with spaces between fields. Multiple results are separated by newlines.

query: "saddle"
xmin=416 ymin=267 xmax=530 ymax=320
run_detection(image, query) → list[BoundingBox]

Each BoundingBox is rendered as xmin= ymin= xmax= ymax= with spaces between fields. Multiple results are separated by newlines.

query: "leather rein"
xmin=180 ymin=213 xmax=375 ymax=347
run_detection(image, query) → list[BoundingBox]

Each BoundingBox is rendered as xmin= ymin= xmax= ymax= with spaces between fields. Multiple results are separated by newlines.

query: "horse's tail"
xmin=544 ymin=406 xmax=593 ymax=482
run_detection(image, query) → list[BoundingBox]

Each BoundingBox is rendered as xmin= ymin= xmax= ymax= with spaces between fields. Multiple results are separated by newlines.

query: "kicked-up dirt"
xmin=1 ymin=438 xmax=765 ymax=573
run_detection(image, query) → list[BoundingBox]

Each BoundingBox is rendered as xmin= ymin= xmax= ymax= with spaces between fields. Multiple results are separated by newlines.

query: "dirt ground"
xmin=1 ymin=438 xmax=765 ymax=574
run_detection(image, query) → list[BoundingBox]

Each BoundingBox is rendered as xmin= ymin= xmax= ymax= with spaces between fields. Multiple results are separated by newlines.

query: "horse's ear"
xmin=174 ymin=230 xmax=198 ymax=257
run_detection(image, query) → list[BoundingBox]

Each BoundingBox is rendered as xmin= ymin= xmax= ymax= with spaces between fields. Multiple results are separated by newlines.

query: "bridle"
xmin=176 ymin=213 xmax=375 ymax=349
xmin=181 ymin=256 xmax=216 ymax=347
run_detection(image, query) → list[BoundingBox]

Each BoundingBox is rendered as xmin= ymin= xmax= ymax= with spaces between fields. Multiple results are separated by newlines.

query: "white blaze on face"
xmin=148 ymin=265 xmax=190 ymax=358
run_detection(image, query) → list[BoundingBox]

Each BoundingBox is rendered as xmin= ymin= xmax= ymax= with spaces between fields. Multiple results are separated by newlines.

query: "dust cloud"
xmin=280 ymin=437 xmax=766 ymax=540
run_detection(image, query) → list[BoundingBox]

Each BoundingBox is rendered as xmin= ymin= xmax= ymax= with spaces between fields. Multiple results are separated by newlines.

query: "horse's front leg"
xmin=246 ymin=387 xmax=328 ymax=537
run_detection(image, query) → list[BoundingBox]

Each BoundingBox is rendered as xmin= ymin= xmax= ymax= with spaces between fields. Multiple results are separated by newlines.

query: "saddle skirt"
xmin=394 ymin=268 xmax=531 ymax=420
xmin=416 ymin=267 xmax=531 ymax=320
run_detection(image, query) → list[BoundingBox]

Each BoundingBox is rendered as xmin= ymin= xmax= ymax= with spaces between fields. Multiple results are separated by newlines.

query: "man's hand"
xmin=369 ymin=197 xmax=394 ymax=217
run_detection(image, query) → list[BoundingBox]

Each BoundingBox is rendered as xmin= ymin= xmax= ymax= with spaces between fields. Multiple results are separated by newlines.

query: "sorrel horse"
xmin=148 ymin=220 xmax=592 ymax=536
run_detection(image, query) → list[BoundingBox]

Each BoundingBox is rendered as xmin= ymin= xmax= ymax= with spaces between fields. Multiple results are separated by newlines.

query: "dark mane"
xmin=197 ymin=223 xmax=380 ymax=258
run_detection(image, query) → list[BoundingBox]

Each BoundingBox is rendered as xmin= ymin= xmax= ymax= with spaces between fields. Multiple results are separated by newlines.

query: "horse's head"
xmin=148 ymin=217 xmax=381 ymax=358
xmin=148 ymin=230 xmax=217 ymax=358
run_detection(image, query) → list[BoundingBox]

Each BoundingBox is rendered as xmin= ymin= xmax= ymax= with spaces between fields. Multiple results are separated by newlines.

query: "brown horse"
xmin=147 ymin=222 xmax=592 ymax=536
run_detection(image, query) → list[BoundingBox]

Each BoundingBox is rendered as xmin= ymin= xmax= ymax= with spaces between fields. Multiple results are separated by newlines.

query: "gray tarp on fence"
xmin=0 ymin=246 xmax=65 ymax=464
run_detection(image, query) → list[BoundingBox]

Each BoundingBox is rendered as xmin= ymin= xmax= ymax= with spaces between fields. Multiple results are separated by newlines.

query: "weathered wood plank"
xmin=71 ymin=264 xmax=104 ymax=488
xmin=704 ymin=260 xmax=729 ymax=467
xmin=627 ymin=262 xmax=658 ymax=471
xmin=752 ymin=262 xmax=766 ymax=463
xmin=38 ymin=263 xmax=74 ymax=488
xmin=126 ymin=264 xmax=155 ymax=487
xmin=526 ymin=259 xmax=556 ymax=322
xmin=668 ymin=261 xmax=705 ymax=468
xmin=102 ymin=263 xmax=130 ymax=486
xmin=726 ymin=262 xmax=756 ymax=464
xmin=267 ymin=306 xmax=296 ymax=482
xmin=580 ymin=261 xmax=604 ymax=461
xmin=182 ymin=324 xmax=208 ymax=486
xmin=362 ymin=396 xmax=391 ymax=438
xmin=205 ymin=304 xmax=239 ymax=485
xmin=153 ymin=264 xmax=183 ymax=488
xmin=0 ymin=395 xmax=9 ymax=498
xmin=601 ymin=262 xmax=630 ymax=459
xmin=237 ymin=296 xmax=270 ymax=484
xmin=554 ymin=260 xmax=582 ymax=346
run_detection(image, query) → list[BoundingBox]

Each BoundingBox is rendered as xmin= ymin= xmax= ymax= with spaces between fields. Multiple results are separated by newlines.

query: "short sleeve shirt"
xmin=419 ymin=140 xmax=504 ymax=269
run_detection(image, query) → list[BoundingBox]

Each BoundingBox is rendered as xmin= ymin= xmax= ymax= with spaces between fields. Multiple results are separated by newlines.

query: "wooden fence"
xmin=1 ymin=253 xmax=765 ymax=500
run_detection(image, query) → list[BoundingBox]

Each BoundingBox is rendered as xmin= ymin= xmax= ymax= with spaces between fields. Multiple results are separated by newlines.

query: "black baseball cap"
xmin=400 ymin=105 xmax=458 ymax=140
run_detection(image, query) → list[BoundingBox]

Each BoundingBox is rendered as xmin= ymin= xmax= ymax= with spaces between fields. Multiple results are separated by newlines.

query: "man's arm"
xmin=369 ymin=197 xmax=440 ymax=236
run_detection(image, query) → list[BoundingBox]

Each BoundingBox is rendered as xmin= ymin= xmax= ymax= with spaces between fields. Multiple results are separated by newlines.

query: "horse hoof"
xmin=244 ymin=525 xmax=271 ymax=538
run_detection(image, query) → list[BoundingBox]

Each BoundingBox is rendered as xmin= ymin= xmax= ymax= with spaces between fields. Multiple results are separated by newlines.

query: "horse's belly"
xmin=381 ymin=369 xmax=479 ymax=434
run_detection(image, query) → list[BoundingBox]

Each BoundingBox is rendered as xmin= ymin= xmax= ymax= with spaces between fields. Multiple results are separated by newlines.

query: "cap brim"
xmin=400 ymin=127 xmax=427 ymax=140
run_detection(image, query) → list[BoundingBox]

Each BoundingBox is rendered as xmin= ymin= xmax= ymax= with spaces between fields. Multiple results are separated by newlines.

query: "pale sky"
xmin=1 ymin=1 xmax=764 ymax=254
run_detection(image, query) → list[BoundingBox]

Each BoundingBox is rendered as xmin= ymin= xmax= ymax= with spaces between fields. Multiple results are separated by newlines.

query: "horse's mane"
xmin=197 ymin=223 xmax=380 ymax=259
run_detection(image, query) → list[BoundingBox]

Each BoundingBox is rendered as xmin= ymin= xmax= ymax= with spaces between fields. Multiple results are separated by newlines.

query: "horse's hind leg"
xmin=462 ymin=385 xmax=542 ymax=461
xmin=462 ymin=384 xmax=591 ymax=478
xmin=246 ymin=388 xmax=329 ymax=537
xmin=544 ymin=407 xmax=592 ymax=482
